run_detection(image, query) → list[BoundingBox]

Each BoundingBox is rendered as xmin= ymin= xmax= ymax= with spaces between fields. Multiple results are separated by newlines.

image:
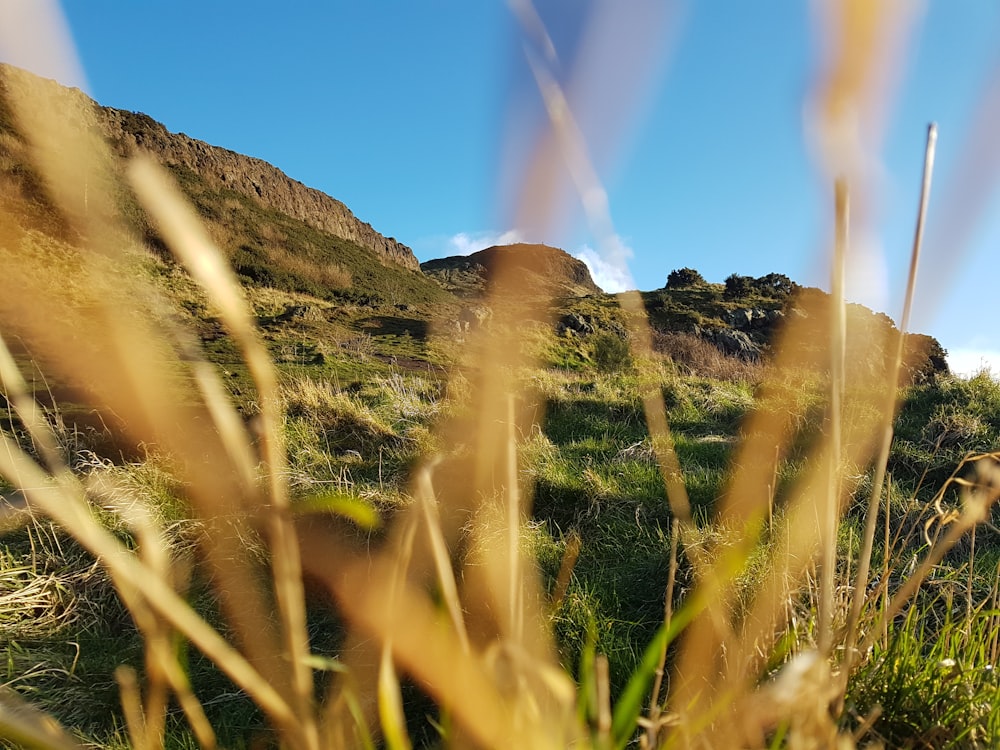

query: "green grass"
xmin=847 ymin=590 xmax=1000 ymax=747
xmin=3 ymin=336 xmax=997 ymax=748
xmin=1 ymin=282 xmax=991 ymax=748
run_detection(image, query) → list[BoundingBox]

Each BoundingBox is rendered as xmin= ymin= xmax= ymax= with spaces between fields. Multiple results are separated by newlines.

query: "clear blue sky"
xmin=3 ymin=1 xmax=1000 ymax=374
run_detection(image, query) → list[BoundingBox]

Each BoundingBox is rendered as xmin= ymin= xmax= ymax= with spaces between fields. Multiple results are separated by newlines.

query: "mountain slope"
xmin=0 ymin=63 xmax=417 ymax=270
xmin=0 ymin=64 xmax=451 ymax=311
xmin=0 ymin=63 xmax=948 ymax=384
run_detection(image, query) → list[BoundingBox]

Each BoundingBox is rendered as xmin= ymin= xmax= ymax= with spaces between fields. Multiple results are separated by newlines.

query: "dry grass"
xmin=653 ymin=331 xmax=765 ymax=384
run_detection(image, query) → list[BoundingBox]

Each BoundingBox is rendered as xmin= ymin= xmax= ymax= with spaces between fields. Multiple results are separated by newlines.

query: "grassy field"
xmin=3 ymin=240 xmax=998 ymax=748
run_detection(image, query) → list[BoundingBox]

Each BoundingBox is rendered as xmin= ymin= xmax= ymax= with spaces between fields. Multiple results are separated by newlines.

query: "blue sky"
xmin=2 ymin=1 xmax=1000 ymax=375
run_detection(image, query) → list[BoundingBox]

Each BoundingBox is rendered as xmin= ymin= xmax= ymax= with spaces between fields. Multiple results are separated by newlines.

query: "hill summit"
xmin=421 ymin=243 xmax=602 ymax=298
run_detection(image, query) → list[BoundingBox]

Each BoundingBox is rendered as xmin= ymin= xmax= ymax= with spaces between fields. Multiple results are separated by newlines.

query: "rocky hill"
xmin=0 ymin=63 xmax=949 ymax=385
xmin=421 ymin=243 xmax=602 ymax=298
xmin=0 ymin=64 xmax=418 ymax=270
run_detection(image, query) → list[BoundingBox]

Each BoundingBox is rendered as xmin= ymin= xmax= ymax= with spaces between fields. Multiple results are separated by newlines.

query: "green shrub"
xmin=724 ymin=273 xmax=754 ymax=300
xmin=753 ymin=272 xmax=796 ymax=298
xmin=592 ymin=332 xmax=632 ymax=372
xmin=666 ymin=267 xmax=705 ymax=289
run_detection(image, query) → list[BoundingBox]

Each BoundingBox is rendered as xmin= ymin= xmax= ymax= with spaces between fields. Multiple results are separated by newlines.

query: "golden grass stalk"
xmin=414 ymin=467 xmax=471 ymax=654
xmin=127 ymin=157 xmax=318 ymax=750
xmin=506 ymin=393 xmax=526 ymax=644
xmin=550 ymin=529 xmax=581 ymax=611
xmin=844 ymin=122 xmax=938 ymax=670
xmin=518 ymin=15 xmax=693 ymax=532
xmin=820 ymin=177 xmax=848 ymax=657
xmin=377 ymin=644 xmax=412 ymax=750
xmin=114 ymin=665 xmax=146 ymax=750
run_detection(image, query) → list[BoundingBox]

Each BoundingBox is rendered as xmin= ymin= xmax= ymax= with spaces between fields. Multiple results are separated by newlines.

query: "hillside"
xmin=1 ymin=63 xmax=993 ymax=750
xmin=0 ymin=64 xmax=451 ymax=317
xmin=0 ymin=64 xmax=949 ymax=387
xmin=0 ymin=64 xmax=417 ymax=270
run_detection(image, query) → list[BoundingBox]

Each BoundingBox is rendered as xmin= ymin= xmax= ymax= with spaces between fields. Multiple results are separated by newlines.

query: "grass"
xmin=1 ymin=12 xmax=1000 ymax=750
xmin=846 ymin=583 xmax=1000 ymax=747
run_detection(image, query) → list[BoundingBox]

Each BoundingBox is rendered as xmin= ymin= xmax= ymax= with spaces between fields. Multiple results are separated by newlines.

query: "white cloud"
xmin=574 ymin=239 xmax=635 ymax=293
xmin=447 ymin=229 xmax=523 ymax=256
xmin=946 ymin=348 xmax=1000 ymax=379
xmin=845 ymin=233 xmax=889 ymax=314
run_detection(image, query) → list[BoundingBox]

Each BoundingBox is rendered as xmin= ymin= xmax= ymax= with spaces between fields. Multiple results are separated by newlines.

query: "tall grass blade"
xmin=127 ymin=157 xmax=318 ymax=750
xmin=845 ymin=122 xmax=937 ymax=670
xmin=820 ymin=177 xmax=848 ymax=656
xmin=377 ymin=644 xmax=413 ymax=750
xmin=415 ymin=467 xmax=470 ymax=654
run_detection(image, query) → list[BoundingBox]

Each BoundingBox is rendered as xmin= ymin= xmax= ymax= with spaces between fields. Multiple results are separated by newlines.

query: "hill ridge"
xmin=0 ymin=63 xmax=419 ymax=270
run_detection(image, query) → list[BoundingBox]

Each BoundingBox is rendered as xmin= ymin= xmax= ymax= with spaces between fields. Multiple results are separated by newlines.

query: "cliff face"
xmin=0 ymin=64 xmax=419 ymax=270
xmin=99 ymin=109 xmax=419 ymax=270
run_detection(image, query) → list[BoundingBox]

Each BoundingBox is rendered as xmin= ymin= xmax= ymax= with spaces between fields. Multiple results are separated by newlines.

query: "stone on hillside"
xmin=706 ymin=328 xmax=760 ymax=360
xmin=277 ymin=304 xmax=323 ymax=322
xmin=457 ymin=305 xmax=492 ymax=332
xmin=726 ymin=307 xmax=784 ymax=331
xmin=558 ymin=312 xmax=595 ymax=336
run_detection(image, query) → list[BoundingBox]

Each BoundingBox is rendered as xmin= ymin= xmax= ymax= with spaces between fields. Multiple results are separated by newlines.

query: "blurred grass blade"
xmin=378 ymin=644 xmax=413 ymax=750
xmin=820 ymin=177 xmax=849 ymax=656
xmin=416 ymin=467 xmax=470 ymax=653
xmin=0 ymin=687 xmax=82 ymax=750
xmin=846 ymin=122 xmax=938 ymax=670
xmin=505 ymin=395 xmax=524 ymax=645
xmin=294 ymin=492 xmax=381 ymax=530
xmin=114 ymin=665 xmax=146 ymax=750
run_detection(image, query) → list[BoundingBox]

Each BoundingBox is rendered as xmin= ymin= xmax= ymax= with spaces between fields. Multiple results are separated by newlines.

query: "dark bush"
xmin=666 ymin=267 xmax=705 ymax=289
xmin=753 ymin=272 xmax=796 ymax=298
xmin=903 ymin=333 xmax=950 ymax=383
xmin=724 ymin=273 xmax=754 ymax=300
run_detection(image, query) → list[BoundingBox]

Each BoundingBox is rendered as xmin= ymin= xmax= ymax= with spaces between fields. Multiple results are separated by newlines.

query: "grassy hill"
xmin=1 ymin=65 xmax=997 ymax=750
